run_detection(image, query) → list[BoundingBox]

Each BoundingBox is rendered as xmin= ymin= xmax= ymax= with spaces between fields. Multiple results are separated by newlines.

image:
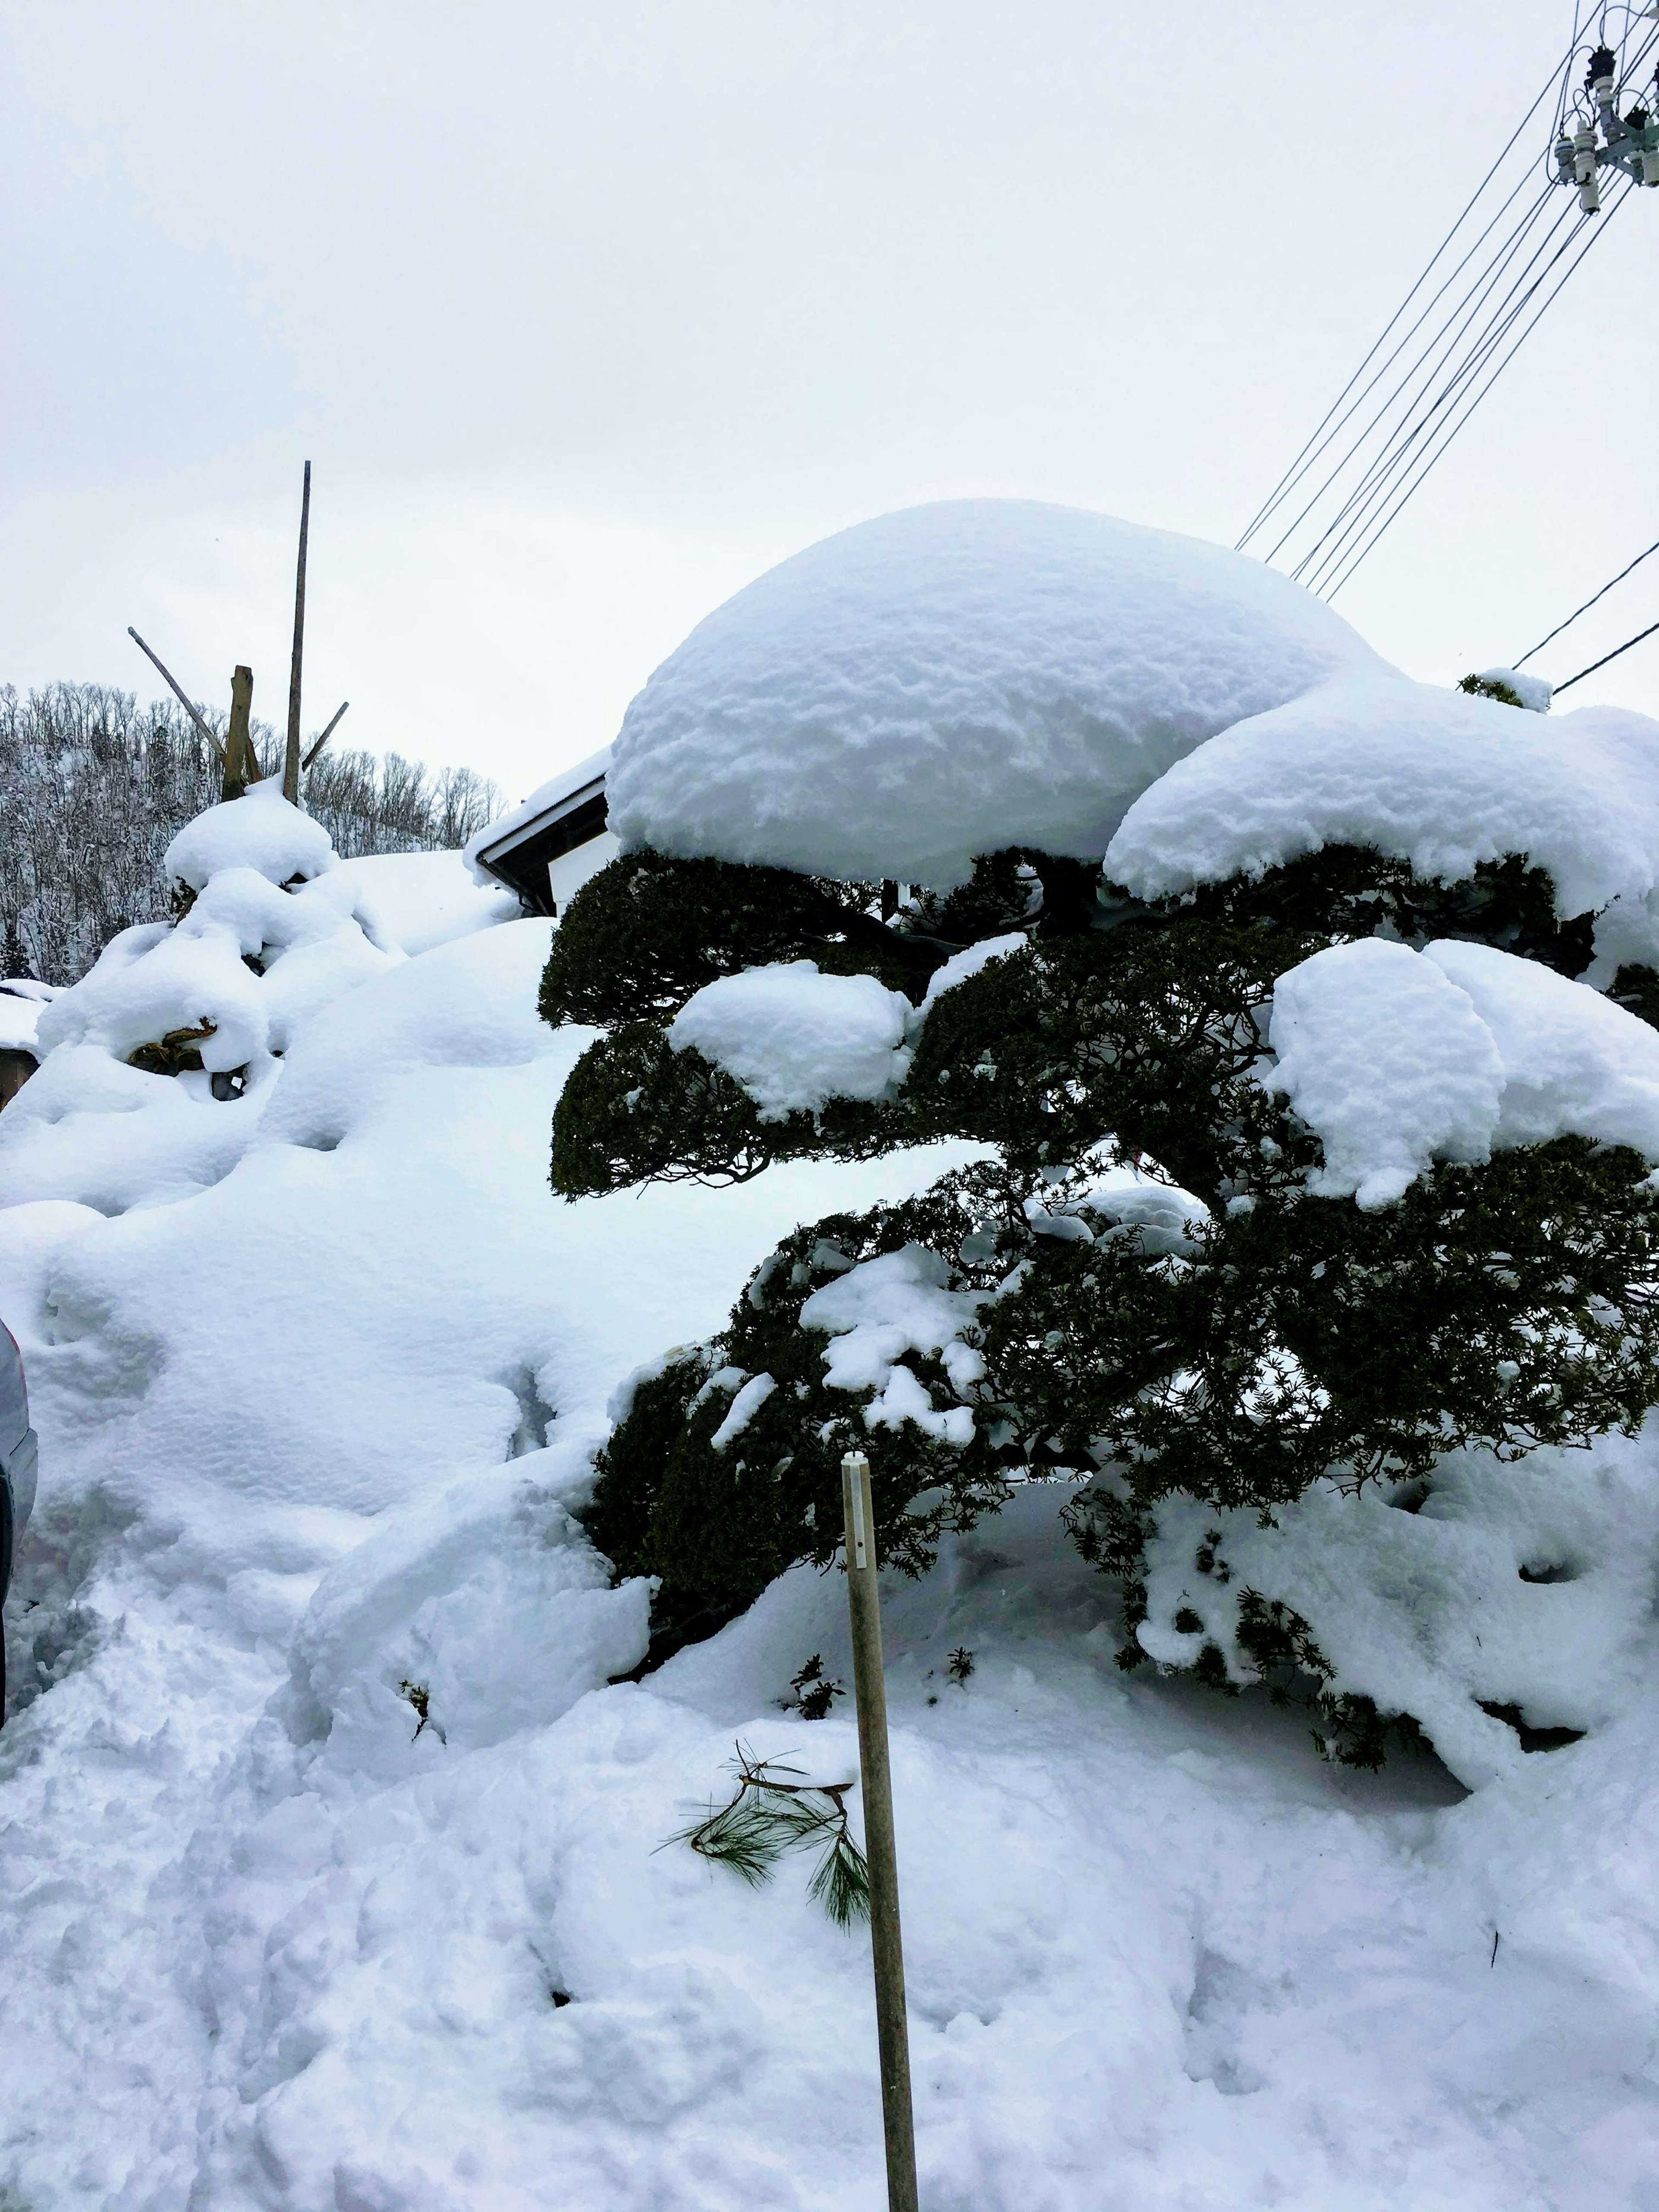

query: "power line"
xmin=1552 ymin=614 xmax=1659 ymax=694
xmin=1514 ymin=534 xmax=1659 ymax=665
xmin=1313 ymin=185 xmax=1628 ymax=599
xmin=1236 ymin=18 xmax=1591 ymax=555
xmin=1286 ymin=191 xmax=1587 ymax=590
xmin=1239 ymin=13 xmax=1659 ymax=595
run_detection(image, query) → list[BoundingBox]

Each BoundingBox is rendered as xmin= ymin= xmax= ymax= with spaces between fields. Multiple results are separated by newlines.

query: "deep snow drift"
xmin=10 ymin=508 xmax=1659 ymax=2209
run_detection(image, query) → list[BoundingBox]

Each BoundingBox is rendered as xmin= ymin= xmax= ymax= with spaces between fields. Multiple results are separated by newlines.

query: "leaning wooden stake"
xmin=126 ymin=628 xmax=227 ymax=763
xmin=302 ymin=699 xmax=350 ymax=772
xmin=224 ymin=665 xmax=255 ymax=800
xmin=284 ymin=459 xmax=311 ymax=804
xmin=841 ymin=1450 xmax=920 ymax=2212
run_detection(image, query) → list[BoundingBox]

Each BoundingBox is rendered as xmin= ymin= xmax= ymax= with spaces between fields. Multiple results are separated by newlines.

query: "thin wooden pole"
xmin=284 ymin=460 xmax=311 ymax=804
xmin=224 ymin=666 xmax=254 ymax=801
xmin=841 ymin=1450 xmax=919 ymax=2212
xmin=126 ymin=628 xmax=227 ymax=762
xmin=301 ymin=699 xmax=349 ymax=772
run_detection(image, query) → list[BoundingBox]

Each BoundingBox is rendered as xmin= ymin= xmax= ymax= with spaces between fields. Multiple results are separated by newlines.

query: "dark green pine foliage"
xmin=547 ymin=835 xmax=1659 ymax=1728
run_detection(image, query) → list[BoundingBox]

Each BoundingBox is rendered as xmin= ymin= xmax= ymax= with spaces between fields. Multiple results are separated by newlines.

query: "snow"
xmin=13 ymin=669 xmax=1659 ymax=2203
xmin=325 ymin=850 xmax=524 ymax=955
xmin=1137 ymin=1433 xmax=1659 ymax=1790
xmin=669 ymin=960 xmax=914 ymax=1119
xmin=608 ymin=501 xmax=1387 ymax=888
xmin=1475 ymin=664 xmax=1552 ymax=713
xmin=0 ymin=981 xmax=59 ymax=1056
xmin=165 ymin=780 xmax=338 ymax=891
xmin=1267 ymin=939 xmax=1506 ymax=1207
xmin=914 ymin=931 xmax=1028 ymax=1017
xmin=801 ymin=1243 xmax=985 ymax=1443
xmin=1106 ymin=673 xmax=1659 ymax=933
xmin=1427 ymin=937 xmax=1659 ymax=1155
xmin=1266 ymin=938 xmax=1659 ymax=1204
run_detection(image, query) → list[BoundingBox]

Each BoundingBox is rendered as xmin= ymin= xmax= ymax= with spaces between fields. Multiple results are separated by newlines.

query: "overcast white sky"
xmin=5 ymin=0 xmax=1657 ymax=806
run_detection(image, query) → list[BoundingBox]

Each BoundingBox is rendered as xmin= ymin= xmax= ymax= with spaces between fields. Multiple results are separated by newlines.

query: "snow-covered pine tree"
xmin=538 ymin=500 xmax=1659 ymax=1777
xmin=544 ymin=835 xmax=1659 ymax=1748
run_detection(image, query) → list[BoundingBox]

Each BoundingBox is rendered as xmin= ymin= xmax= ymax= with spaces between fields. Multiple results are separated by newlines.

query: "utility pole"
xmin=284 ymin=460 xmax=311 ymax=804
xmin=841 ymin=1450 xmax=919 ymax=2212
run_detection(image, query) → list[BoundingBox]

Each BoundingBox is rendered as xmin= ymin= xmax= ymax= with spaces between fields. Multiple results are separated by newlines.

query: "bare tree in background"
xmin=1 ymin=684 xmax=502 ymax=985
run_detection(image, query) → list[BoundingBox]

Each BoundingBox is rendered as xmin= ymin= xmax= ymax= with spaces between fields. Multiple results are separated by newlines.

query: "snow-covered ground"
xmin=9 ymin=502 xmax=1659 ymax=2208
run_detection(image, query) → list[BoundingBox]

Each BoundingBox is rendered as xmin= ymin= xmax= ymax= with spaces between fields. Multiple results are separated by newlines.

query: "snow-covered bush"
xmin=547 ymin=499 xmax=1659 ymax=1782
xmin=0 ymin=782 xmax=516 ymax=1214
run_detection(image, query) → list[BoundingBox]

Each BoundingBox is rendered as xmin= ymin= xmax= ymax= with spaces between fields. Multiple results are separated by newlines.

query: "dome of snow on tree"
xmin=544 ymin=500 xmax=1659 ymax=1786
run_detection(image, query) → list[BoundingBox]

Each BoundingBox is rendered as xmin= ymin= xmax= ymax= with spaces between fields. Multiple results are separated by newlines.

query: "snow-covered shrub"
xmin=0 ymin=785 xmax=511 ymax=1214
xmin=547 ymin=499 xmax=1659 ymax=1780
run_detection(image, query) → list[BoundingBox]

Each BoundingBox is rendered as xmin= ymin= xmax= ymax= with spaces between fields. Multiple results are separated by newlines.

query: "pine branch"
xmin=664 ymin=1745 xmax=870 ymax=1925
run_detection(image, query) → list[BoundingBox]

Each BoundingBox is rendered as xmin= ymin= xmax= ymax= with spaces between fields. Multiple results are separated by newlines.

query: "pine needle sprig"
xmin=804 ymin=1819 xmax=872 ymax=1928
xmin=664 ymin=1743 xmax=871 ymax=1926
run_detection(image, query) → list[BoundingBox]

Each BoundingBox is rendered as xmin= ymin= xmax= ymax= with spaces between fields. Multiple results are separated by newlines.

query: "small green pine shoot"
xmin=664 ymin=1744 xmax=870 ymax=1926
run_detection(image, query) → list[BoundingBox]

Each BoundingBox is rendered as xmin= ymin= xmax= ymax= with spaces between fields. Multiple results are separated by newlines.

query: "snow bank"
xmin=325 ymin=851 xmax=523 ymax=956
xmin=669 ymin=960 xmax=913 ymax=1119
xmin=1106 ymin=674 xmax=1659 ymax=928
xmin=165 ymin=781 xmax=337 ymax=891
xmin=1267 ymin=938 xmax=1659 ymax=1203
xmin=609 ymin=501 xmax=1386 ymax=887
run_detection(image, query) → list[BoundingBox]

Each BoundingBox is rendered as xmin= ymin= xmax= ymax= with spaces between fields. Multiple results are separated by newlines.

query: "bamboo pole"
xmin=301 ymin=699 xmax=350 ymax=772
xmin=224 ymin=666 xmax=254 ymax=801
xmin=284 ymin=460 xmax=311 ymax=804
xmin=840 ymin=1450 xmax=919 ymax=2212
xmin=126 ymin=628 xmax=226 ymax=762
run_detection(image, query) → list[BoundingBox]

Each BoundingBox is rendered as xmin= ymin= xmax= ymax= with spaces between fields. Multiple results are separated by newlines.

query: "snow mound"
xmin=1267 ymin=938 xmax=1659 ymax=1204
xmin=1106 ymin=674 xmax=1659 ymax=925
xmin=669 ymin=960 xmax=913 ymax=1119
xmin=3 ymin=816 xmax=426 ymax=1211
xmin=608 ymin=501 xmax=1388 ymax=888
xmin=165 ymin=779 xmax=337 ymax=891
xmin=325 ymin=850 xmax=523 ymax=956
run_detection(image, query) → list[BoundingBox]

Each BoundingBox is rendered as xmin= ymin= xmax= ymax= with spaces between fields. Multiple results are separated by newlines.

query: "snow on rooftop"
xmin=607 ymin=500 xmax=1387 ymax=888
xmin=1106 ymin=674 xmax=1659 ymax=925
xmin=0 ymin=982 xmax=59 ymax=1056
xmin=463 ymin=744 xmax=613 ymax=887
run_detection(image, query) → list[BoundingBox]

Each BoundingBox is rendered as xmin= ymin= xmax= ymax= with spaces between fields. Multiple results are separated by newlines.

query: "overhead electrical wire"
xmin=1308 ymin=183 xmax=1630 ymax=599
xmin=1552 ymin=613 xmax=1659 ymax=693
xmin=1282 ymin=188 xmax=1589 ymax=590
xmin=1239 ymin=10 xmax=1658 ymax=597
xmin=1236 ymin=10 xmax=1592 ymax=559
xmin=1513 ymin=533 xmax=1659 ymax=664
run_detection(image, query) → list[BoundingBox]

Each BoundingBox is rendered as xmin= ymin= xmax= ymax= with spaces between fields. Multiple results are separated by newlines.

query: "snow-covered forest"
xmin=7 ymin=499 xmax=1659 ymax=2209
xmin=1 ymin=683 xmax=500 ymax=985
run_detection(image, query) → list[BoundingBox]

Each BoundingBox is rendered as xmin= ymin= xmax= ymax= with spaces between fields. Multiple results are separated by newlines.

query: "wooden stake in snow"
xmin=283 ymin=460 xmax=311 ymax=805
xmin=841 ymin=1449 xmax=919 ymax=2212
xmin=224 ymin=665 xmax=255 ymax=801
